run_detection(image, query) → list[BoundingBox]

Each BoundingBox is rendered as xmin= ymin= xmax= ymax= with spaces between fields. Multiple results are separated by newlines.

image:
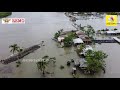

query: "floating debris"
xmin=67 ymin=61 xmax=71 ymax=66
xmin=60 ymin=65 xmax=64 ymax=69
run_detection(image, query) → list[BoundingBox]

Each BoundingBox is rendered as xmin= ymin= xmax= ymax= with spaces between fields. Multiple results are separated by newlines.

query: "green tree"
xmin=63 ymin=36 xmax=73 ymax=47
xmin=63 ymin=32 xmax=76 ymax=47
xmin=0 ymin=12 xmax=12 ymax=18
xmin=77 ymin=44 xmax=86 ymax=53
xmin=54 ymin=32 xmax=60 ymax=39
xmin=85 ymin=50 xmax=108 ymax=74
xmin=85 ymin=25 xmax=95 ymax=39
xmin=9 ymin=44 xmax=20 ymax=54
xmin=36 ymin=56 xmax=56 ymax=76
xmin=37 ymin=59 xmax=48 ymax=76
xmin=16 ymin=61 xmax=21 ymax=67
xmin=54 ymin=29 xmax=63 ymax=39
xmin=16 ymin=48 xmax=23 ymax=67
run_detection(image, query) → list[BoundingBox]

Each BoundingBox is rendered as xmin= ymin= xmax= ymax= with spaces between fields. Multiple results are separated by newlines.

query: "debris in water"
xmin=60 ymin=65 xmax=64 ymax=69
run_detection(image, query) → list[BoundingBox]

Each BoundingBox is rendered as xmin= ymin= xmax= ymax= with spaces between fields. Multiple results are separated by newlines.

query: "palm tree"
xmin=36 ymin=56 xmax=56 ymax=76
xmin=16 ymin=48 xmax=23 ymax=67
xmin=9 ymin=44 xmax=20 ymax=54
xmin=36 ymin=59 xmax=48 ymax=76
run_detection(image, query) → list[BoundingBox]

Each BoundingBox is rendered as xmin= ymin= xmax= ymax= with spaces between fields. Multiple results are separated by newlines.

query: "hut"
xmin=58 ymin=36 xmax=65 ymax=42
xmin=75 ymin=31 xmax=85 ymax=36
xmin=73 ymin=38 xmax=84 ymax=46
xmin=78 ymin=35 xmax=92 ymax=44
xmin=80 ymin=45 xmax=93 ymax=56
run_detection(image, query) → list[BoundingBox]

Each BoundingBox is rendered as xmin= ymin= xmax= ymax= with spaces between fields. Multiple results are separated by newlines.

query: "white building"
xmin=106 ymin=30 xmax=120 ymax=35
xmin=80 ymin=45 xmax=93 ymax=56
xmin=73 ymin=38 xmax=84 ymax=45
xmin=58 ymin=36 xmax=65 ymax=42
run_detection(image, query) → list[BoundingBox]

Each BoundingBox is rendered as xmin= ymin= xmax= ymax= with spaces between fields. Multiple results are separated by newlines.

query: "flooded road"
xmin=0 ymin=12 xmax=120 ymax=78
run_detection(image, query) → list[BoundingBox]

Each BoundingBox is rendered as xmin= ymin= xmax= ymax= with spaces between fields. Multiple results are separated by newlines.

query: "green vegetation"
xmin=76 ymin=44 xmax=86 ymax=53
xmin=54 ymin=29 xmax=63 ymax=39
xmin=79 ymin=25 xmax=95 ymax=39
xmin=36 ymin=55 xmax=56 ymax=76
xmin=63 ymin=32 xmax=76 ymax=47
xmin=16 ymin=61 xmax=22 ymax=67
xmin=63 ymin=36 xmax=73 ymax=47
xmin=106 ymin=12 xmax=119 ymax=15
xmin=85 ymin=50 xmax=108 ymax=74
xmin=9 ymin=44 xmax=23 ymax=67
xmin=84 ymin=25 xmax=95 ymax=39
xmin=114 ymin=28 xmax=117 ymax=30
xmin=0 ymin=12 xmax=12 ymax=18
xmin=37 ymin=59 xmax=48 ymax=76
xmin=9 ymin=44 xmax=20 ymax=54
xmin=9 ymin=44 xmax=23 ymax=54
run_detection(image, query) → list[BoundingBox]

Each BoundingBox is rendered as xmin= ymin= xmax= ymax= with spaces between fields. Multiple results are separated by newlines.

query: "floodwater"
xmin=0 ymin=12 xmax=120 ymax=78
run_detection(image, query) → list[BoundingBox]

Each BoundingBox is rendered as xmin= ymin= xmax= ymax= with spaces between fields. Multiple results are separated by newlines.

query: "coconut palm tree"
xmin=9 ymin=44 xmax=20 ymax=54
xmin=36 ymin=56 xmax=56 ymax=76
xmin=16 ymin=48 xmax=23 ymax=67
xmin=36 ymin=59 xmax=48 ymax=76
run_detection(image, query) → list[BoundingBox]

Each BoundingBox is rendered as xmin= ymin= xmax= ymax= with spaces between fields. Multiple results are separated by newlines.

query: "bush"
xmin=114 ymin=28 xmax=117 ymax=30
xmin=63 ymin=32 xmax=76 ymax=47
xmin=63 ymin=36 xmax=73 ymax=47
xmin=0 ymin=12 xmax=12 ymax=18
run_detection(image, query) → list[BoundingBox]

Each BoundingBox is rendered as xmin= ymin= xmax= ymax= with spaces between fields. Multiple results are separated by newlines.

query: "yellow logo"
xmin=106 ymin=15 xmax=118 ymax=26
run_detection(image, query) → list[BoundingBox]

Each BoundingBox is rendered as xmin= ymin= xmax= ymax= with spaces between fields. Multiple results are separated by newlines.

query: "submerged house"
xmin=75 ymin=31 xmax=92 ymax=44
xmin=80 ymin=45 xmax=93 ymax=56
xmin=78 ymin=35 xmax=92 ymax=44
xmin=58 ymin=36 xmax=65 ymax=42
xmin=73 ymin=38 xmax=84 ymax=45
xmin=74 ymin=58 xmax=87 ymax=69
xmin=76 ymin=31 xmax=85 ymax=36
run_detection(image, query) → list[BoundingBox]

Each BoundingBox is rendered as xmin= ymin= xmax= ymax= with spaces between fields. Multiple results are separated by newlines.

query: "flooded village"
xmin=0 ymin=12 xmax=120 ymax=78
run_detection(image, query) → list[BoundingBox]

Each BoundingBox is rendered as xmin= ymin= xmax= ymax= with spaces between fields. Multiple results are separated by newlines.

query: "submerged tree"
xmin=36 ymin=56 xmax=56 ymax=76
xmin=9 ymin=44 xmax=20 ymax=54
xmin=85 ymin=25 xmax=95 ymax=39
xmin=63 ymin=36 xmax=73 ymax=47
xmin=85 ymin=50 xmax=108 ymax=74
xmin=77 ymin=44 xmax=86 ymax=53
xmin=36 ymin=59 xmax=48 ymax=76
xmin=54 ymin=29 xmax=63 ymax=39
xmin=63 ymin=32 xmax=76 ymax=47
xmin=16 ymin=61 xmax=21 ymax=67
xmin=9 ymin=44 xmax=23 ymax=67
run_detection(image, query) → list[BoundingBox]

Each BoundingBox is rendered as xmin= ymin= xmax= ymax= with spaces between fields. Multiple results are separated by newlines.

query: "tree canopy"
xmin=85 ymin=50 xmax=108 ymax=74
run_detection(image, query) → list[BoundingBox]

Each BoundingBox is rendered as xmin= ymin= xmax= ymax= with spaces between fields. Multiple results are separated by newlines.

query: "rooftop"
xmin=106 ymin=30 xmax=120 ymax=34
xmin=73 ymin=38 xmax=84 ymax=44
